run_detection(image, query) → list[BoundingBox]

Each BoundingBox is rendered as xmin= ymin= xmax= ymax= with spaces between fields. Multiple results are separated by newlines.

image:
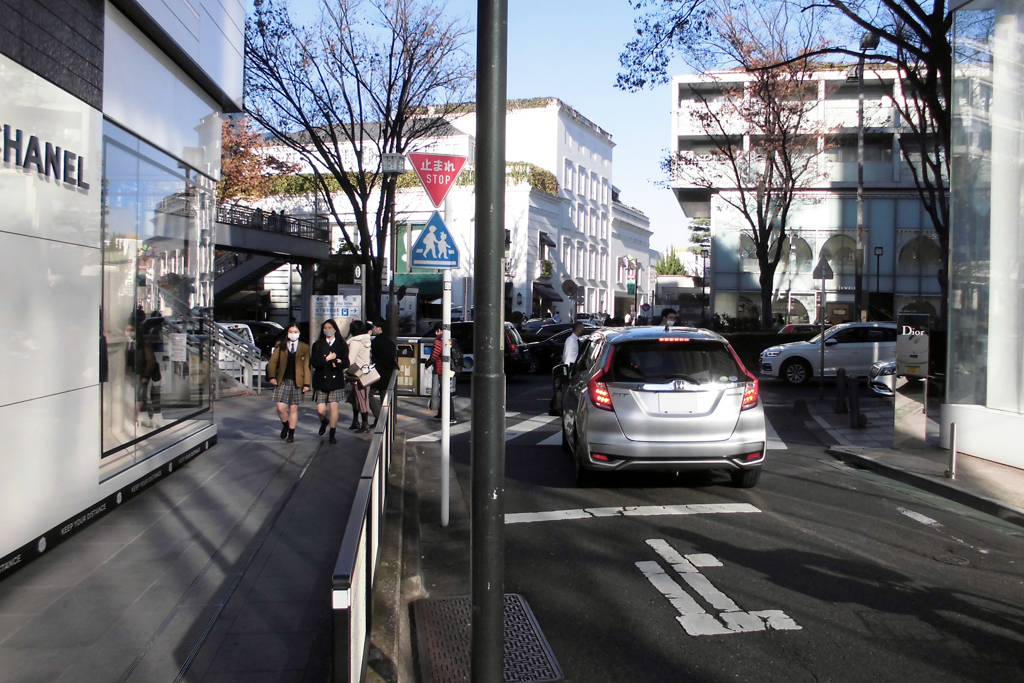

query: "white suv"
xmin=759 ymin=322 xmax=898 ymax=386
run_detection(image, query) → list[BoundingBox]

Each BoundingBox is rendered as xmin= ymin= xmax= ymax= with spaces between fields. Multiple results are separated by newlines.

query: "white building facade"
xmin=1 ymin=0 xmax=241 ymax=571
xmin=670 ymin=69 xmax=944 ymax=327
xmin=257 ymin=98 xmax=653 ymax=327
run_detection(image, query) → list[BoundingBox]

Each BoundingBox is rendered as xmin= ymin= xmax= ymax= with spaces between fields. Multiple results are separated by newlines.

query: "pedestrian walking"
xmin=345 ymin=321 xmax=378 ymax=433
xmin=267 ymin=322 xmax=311 ymax=443
xmin=549 ymin=321 xmax=585 ymax=415
xmin=427 ymin=324 xmax=455 ymax=422
xmin=552 ymin=309 xmax=562 ymax=323
xmin=311 ymin=318 xmax=348 ymax=444
xmin=369 ymin=317 xmax=397 ymax=425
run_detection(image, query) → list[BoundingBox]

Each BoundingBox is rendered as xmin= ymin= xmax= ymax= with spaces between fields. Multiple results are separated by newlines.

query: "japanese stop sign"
xmin=408 ymin=153 xmax=468 ymax=207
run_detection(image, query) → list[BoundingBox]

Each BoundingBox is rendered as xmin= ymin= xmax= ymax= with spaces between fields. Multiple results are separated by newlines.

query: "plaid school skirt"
xmin=272 ymin=379 xmax=303 ymax=405
xmin=312 ymin=388 xmax=345 ymax=404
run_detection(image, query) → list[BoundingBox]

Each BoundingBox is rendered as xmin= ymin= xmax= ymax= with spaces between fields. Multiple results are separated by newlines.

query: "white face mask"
xmin=325 ymin=328 xmax=335 ymax=338
xmin=287 ymin=332 xmax=300 ymax=342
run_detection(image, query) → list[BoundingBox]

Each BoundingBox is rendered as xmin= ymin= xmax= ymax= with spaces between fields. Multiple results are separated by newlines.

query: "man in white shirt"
xmin=562 ymin=321 xmax=585 ymax=365
xmin=552 ymin=310 xmax=562 ymax=323
xmin=550 ymin=322 xmax=585 ymax=415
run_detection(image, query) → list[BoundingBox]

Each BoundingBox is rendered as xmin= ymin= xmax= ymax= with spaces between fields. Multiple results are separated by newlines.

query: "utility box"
xmin=395 ymin=339 xmax=420 ymax=396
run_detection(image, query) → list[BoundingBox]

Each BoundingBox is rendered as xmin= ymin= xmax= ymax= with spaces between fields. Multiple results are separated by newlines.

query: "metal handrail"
xmin=214 ymin=251 xmax=256 ymax=277
xmin=331 ymin=371 xmax=398 ymax=682
xmin=216 ymin=202 xmax=329 ymax=243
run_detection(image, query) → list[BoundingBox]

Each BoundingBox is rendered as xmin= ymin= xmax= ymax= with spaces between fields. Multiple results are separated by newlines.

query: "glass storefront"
xmin=100 ymin=121 xmax=216 ymax=478
xmin=951 ymin=0 xmax=1024 ymax=414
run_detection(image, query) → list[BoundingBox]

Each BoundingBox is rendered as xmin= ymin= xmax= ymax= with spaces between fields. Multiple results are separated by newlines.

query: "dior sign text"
xmin=3 ymin=124 xmax=90 ymax=189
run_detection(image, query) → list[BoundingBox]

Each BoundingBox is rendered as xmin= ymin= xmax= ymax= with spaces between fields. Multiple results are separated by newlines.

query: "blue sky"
xmin=284 ymin=0 xmax=689 ymax=252
xmin=455 ymin=0 xmax=687 ymax=253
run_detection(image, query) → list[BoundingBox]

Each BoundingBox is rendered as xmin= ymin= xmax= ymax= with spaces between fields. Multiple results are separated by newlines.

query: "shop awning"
xmin=395 ymin=273 xmax=443 ymax=298
xmin=538 ymin=231 xmax=557 ymax=248
xmin=533 ymin=281 xmax=563 ymax=302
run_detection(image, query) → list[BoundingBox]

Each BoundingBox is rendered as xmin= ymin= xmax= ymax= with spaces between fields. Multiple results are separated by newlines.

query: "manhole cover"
xmin=933 ymin=555 xmax=970 ymax=566
xmin=412 ymin=594 xmax=563 ymax=683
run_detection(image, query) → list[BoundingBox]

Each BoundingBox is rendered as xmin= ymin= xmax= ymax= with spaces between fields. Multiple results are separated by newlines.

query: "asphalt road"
xmin=419 ymin=372 xmax=1024 ymax=682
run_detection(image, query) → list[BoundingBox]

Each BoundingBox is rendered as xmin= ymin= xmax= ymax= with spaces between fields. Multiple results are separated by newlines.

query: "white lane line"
xmin=639 ymin=538 xmax=802 ymax=637
xmin=505 ymin=502 xmax=760 ymax=524
xmin=647 ymin=540 xmax=739 ymax=611
xmin=505 ymin=414 xmax=558 ymax=441
xmin=537 ymin=431 xmax=562 ymax=446
xmin=897 ymin=506 xmax=943 ymax=528
xmin=409 ymin=412 xmax=555 ymax=443
xmin=765 ymin=416 xmax=788 ymax=451
xmin=408 ymin=422 xmax=472 ymax=442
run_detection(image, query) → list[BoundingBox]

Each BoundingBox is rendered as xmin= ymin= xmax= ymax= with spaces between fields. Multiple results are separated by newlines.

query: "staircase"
xmin=215 ymin=252 xmax=286 ymax=299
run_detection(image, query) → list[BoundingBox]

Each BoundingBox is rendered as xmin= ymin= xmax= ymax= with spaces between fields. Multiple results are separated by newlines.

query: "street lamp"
xmin=874 ymin=246 xmax=884 ymax=293
xmin=700 ymin=247 xmax=710 ymax=323
xmin=852 ymin=31 xmax=879 ymax=323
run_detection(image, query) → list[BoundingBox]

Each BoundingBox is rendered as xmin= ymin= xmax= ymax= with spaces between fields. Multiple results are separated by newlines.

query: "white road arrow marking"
xmin=638 ymin=538 xmax=802 ymax=637
xmin=408 ymin=412 xmax=555 ymax=443
xmin=505 ymin=503 xmax=760 ymax=525
xmin=897 ymin=506 xmax=942 ymax=528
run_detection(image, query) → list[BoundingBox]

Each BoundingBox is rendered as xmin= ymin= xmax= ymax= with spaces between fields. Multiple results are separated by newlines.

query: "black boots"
xmin=286 ymin=428 xmax=295 ymax=443
xmin=280 ymin=422 xmax=289 ymax=439
xmin=329 ymin=427 xmax=337 ymax=444
xmin=357 ymin=414 xmax=371 ymax=433
xmin=319 ymin=419 xmax=329 ymax=436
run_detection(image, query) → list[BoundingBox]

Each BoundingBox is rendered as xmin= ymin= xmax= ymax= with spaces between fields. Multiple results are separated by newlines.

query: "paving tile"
xmin=228 ymin=601 xmax=323 ymax=634
xmin=108 ymin=540 xmax=196 ymax=565
xmin=0 ymin=604 xmax=124 ymax=649
xmin=201 ymin=669 xmax=304 ymax=683
xmin=0 ymin=614 xmax=27 ymax=644
xmin=205 ymin=632 xmax=315 ymax=673
xmin=0 ymin=647 xmax=78 ymax=683
xmin=0 ymin=586 xmax=69 ymax=616
xmin=243 ymin=573 xmax=323 ymax=605
xmin=0 ymin=544 xmax=123 ymax=589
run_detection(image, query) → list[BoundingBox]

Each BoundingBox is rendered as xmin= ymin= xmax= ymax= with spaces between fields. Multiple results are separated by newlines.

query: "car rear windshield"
xmin=610 ymin=340 xmax=743 ymax=384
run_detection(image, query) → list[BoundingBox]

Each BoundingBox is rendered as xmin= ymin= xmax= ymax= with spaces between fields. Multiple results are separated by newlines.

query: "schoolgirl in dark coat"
xmin=311 ymin=318 xmax=349 ymax=444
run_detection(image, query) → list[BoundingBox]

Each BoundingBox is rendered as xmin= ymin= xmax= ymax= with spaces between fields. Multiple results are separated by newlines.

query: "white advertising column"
xmin=441 ymin=269 xmax=452 ymax=526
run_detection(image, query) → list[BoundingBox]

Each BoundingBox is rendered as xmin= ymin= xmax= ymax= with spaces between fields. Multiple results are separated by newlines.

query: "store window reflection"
xmin=100 ymin=121 xmax=215 ymax=479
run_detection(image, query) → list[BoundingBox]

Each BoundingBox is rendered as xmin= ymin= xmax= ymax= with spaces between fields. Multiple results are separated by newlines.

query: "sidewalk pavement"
xmin=807 ymin=396 xmax=1024 ymax=530
xmin=0 ymin=393 xmax=376 ymax=683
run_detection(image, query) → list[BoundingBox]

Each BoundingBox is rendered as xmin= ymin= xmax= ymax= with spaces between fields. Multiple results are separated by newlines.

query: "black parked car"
xmin=519 ymin=318 xmax=555 ymax=341
xmin=421 ymin=321 xmax=531 ymax=377
xmin=522 ymin=327 xmax=600 ymax=373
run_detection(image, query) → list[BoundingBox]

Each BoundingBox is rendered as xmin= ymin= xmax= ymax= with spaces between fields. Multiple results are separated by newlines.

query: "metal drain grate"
xmin=412 ymin=594 xmax=563 ymax=683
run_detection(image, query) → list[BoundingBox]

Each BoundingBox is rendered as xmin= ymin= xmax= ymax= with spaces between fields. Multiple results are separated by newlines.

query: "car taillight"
xmin=510 ymin=343 xmax=517 ymax=353
xmin=588 ymin=346 xmax=616 ymax=412
xmin=726 ymin=344 xmax=759 ymax=411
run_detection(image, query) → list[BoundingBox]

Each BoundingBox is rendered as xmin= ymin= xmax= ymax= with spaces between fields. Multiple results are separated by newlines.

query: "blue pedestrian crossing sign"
xmin=409 ymin=212 xmax=459 ymax=269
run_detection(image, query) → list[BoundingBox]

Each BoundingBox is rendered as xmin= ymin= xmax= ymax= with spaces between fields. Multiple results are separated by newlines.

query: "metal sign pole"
xmin=474 ymin=0 xmax=508 ymax=678
xmin=441 ymin=269 xmax=452 ymax=526
xmin=819 ymin=274 xmax=826 ymax=401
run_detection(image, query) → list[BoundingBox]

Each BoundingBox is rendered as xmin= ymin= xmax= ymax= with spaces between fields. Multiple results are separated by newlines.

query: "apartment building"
xmin=670 ymin=68 xmax=943 ymax=326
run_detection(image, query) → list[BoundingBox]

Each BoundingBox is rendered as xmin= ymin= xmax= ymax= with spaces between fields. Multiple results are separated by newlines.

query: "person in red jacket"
xmin=428 ymin=324 xmax=455 ymax=423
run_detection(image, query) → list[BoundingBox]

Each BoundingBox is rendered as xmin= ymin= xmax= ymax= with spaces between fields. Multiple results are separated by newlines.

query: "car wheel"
xmin=528 ymin=355 xmax=540 ymax=374
xmin=561 ymin=417 xmax=571 ymax=453
xmin=573 ymin=428 xmax=596 ymax=487
xmin=730 ymin=467 xmax=761 ymax=488
xmin=781 ymin=358 xmax=812 ymax=386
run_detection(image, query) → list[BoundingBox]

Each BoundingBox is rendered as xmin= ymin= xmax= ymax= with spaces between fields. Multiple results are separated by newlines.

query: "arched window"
xmin=737 ymin=295 xmax=760 ymax=319
xmin=898 ymin=236 xmax=942 ymax=274
xmin=820 ymin=235 xmax=857 ymax=272
xmin=772 ymin=298 xmax=810 ymax=324
xmin=769 ymin=236 xmax=814 ymax=272
xmin=899 ymin=299 xmax=939 ymax=324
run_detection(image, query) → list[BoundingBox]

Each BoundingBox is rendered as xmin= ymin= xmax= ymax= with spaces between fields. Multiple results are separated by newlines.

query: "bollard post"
xmin=946 ymin=422 xmax=957 ymax=479
xmin=835 ymin=368 xmax=848 ymax=414
xmin=848 ymin=375 xmax=861 ymax=428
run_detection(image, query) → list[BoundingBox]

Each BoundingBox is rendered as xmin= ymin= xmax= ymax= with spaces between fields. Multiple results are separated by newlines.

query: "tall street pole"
xmin=855 ymin=48 xmax=865 ymax=322
xmin=473 ymin=0 xmax=508 ymax=680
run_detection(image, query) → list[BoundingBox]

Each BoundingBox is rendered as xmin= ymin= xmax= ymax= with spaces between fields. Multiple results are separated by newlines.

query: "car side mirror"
xmin=825 ymin=338 xmax=839 ymax=346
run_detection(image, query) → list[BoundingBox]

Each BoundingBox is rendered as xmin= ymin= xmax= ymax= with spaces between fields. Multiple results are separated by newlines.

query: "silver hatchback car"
xmin=560 ymin=327 xmax=766 ymax=488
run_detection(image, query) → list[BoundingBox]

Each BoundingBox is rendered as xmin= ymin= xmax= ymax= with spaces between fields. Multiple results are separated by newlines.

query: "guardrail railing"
xmin=216 ymin=202 xmax=330 ymax=243
xmin=332 ymin=371 xmax=398 ymax=682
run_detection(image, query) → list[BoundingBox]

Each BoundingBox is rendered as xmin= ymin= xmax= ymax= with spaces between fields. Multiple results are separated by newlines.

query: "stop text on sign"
xmin=408 ymin=152 xmax=468 ymax=207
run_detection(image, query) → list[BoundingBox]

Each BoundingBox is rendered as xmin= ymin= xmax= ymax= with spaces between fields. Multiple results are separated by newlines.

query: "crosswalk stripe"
xmin=408 ymin=412 xmax=556 ymax=443
xmin=765 ymin=416 xmax=787 ymax=450
xmin=537 ymin=431 xmax=562 ymax=446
